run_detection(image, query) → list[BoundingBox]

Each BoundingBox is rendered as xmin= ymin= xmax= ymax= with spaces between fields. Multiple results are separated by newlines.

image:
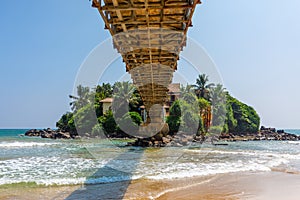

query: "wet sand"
xmin=1 ymin=171 xmax=299 ymax=200
xmin=153 ymin=172 xmax=300 ymax=200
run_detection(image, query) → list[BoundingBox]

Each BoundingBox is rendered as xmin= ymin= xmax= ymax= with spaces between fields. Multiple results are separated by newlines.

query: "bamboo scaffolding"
xmin=92 ymin=0 xmax=200 ymax=113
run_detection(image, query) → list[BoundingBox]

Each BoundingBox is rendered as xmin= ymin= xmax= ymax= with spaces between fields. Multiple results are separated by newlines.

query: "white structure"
xmin=100 ymin=98 xmax=113 ymax=114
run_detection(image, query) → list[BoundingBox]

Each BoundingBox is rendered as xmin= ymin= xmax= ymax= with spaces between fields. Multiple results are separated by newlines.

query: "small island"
xmin=25 ymin=74 xmax=300 ymax=146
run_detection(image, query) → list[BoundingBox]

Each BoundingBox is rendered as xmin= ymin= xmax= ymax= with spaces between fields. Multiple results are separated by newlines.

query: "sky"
xmin=1 ymin=0 xmax=300 ymax=129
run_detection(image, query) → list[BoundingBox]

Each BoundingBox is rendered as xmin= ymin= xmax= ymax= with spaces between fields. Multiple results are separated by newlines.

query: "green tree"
xmin=112 ymin=81 xmax=141 ymax=117
xmin=167 ymin=100 xmax=200 ymax=135
xmin=224 ymin=101 xmax=237 ymax=133
xmin=73 ymin=104 xmax=97 ymax=134
xmin=180 ymin=84 xmax=195 ymax=96
xmin=116 ymin=112 xmax=142 ymax=136
xmin=91 ymin=123 xmax=103 ymax=137
xmin=98 ymin=110 xmax=117 ymax=136
xmin=197 ymin=97 xmax=211 ymax=133
xmin=182 ymin=92 xmax=197 ymax=107
xmin=193 ymin=74 xmax=214 ymax=100
xmin=166 ymin=100 xmax=182 ymax=134
xmin=69 ymin=85 xmax=91 ymax=111
xmin=210 ymin=84 xmax=227 ymax=127
xmin=56 ymin=112 xmax=76 ymax=134
xmin=226 ymin=95 xmax=260 ymax=133
xmin=95 ymin=83 xmax=113 ymax=99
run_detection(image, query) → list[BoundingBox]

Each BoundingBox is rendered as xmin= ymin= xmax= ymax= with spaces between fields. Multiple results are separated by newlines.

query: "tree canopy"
xmin=56 ymin=74 xmax=260 ymax=138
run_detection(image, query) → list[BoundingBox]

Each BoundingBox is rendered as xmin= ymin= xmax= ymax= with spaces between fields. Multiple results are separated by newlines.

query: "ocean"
xmin=0 ymin=129 xmax=300 ymax=190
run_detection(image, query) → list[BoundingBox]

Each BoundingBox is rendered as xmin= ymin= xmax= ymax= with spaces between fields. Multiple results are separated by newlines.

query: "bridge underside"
xmin=93 ymin=0 xmax=200 ymax=114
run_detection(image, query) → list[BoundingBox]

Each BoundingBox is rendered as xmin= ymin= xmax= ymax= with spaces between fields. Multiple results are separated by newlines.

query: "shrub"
xmin=209 ymin=126 xmax=223 ymax=135
xmin=98 ymin=110 xmax=117 ymax=135
xmin=115 ymin=112 xmax=142 ymax=136
xmin=226 ymin=95 xmax=260 ymax=133
xmin=74 ymin=104 xmax=97 ymax=134
xmin=91 ymin=123 xmax=103 ymax=137
xmin=167 ymin=100 xmax=201 ymax=135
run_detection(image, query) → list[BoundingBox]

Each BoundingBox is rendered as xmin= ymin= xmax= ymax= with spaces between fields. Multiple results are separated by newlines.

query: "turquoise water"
xmin=285 ymin=129 xmax=300 ymax=135
xmin=0 ymin=129 xmax=300 ymax=187
xmin=0 ymin=129 xmax=28 ymax=137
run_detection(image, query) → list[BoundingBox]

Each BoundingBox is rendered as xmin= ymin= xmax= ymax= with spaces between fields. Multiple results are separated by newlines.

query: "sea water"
xmin=0 ymin=129 xmax=300 ymax=187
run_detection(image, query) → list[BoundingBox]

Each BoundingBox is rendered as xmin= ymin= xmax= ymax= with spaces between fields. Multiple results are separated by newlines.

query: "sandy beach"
xmin=1 ymin=171 xmax=299 ymax=200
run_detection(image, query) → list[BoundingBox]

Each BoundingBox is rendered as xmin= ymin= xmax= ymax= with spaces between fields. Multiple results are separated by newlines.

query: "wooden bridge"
xmin=92 ymin=0 xmax=201 ymax=124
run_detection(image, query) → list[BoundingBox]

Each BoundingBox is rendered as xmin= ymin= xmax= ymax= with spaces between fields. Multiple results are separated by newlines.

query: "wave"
xmin=0 ymin=176 xmax=137 ymax=186
xmin=186 ymin=149 xmax=300 ymax=160
xmin=1 ymin=145 xmax=299 ymax=187
xmin=0 ymin=141 xmax=57 ymax=148
xmin=144 ymin=161 xmax=272 ymax=180
xmin=150 ymin=178 xmax=214 ymax=199
xmin=142 ymin=149 xmax=300 ymax=180
xmin=287 ymin=141 xmax=300 ymax=145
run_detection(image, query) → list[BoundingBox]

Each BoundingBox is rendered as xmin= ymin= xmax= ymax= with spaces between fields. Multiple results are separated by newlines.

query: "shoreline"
xmin=1 ymin=171 xmax=299 ymax=200
xmin=22 ymin=128 xmax=300 ymax=149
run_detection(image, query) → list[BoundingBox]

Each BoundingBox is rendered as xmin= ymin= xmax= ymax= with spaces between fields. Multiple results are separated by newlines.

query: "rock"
xmin=84 ymin=133 xmax=90 ymax=138
xmin=56 ymin=132 xmax=71 ymax=139
xmin=277 ymin=130 xmax=284 ymax=134
xmin=25 ymin=128 xmax=73 ymax=140
xmin=25 ymin=129 xmax=41 ymax=137
xmin=181 ymin=138 xmax=188 ymax=145
xmin=154 ymin=133 xmax=163 ymax=141
xmin=162 ymin=137 xmax=170 ymax=144
xmin=41 ymin=132 xmax=52 ymax=139
xmin=173 ymin=142 xmax=183 ymax=147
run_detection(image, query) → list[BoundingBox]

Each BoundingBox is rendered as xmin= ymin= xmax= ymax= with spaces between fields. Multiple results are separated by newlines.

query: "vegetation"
xmin=166 ymin=74 xmax=260 ymax=136
xmin=56 ymin=74 xmax=260 ymax=139
xmin=226 ymin=95 xmax=260 ymax=133
xmin=193 ymin=74 xmax=214 ymax=100
xmin=166 ymin=100 xmax=181 ymax=134
xmin=56 ymin=81 xmax=143 ymax=137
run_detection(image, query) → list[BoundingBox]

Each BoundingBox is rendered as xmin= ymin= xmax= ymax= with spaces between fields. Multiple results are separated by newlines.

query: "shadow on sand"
xmin=65 ymin=147 xmax=144 ymax=200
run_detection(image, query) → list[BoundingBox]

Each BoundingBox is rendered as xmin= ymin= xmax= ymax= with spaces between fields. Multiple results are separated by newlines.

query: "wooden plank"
xmin=100 ymin=5 xmax=195 ymax=11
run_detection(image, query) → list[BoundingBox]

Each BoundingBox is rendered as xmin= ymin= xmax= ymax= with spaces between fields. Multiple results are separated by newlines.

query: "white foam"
xmin=1 ymin=143 xmax=299 ymax=186
xmin=187 ymin=149 xmax=300 ymax=161
xmin=0 ymin=156 xmax=110 ymax=186
xmin=150 ymin=178 xmax=213 ymax=199
xmin=144 ymin=161 xmax=272 ymax=180
xmin=0 ymin=176 xmax=135 ymax=186
xmin=0 ymin=141 xmax=57 ymax=148
xmin=287 ymin=141 xmax=300 ymax=145
xmin=137 ymin=148 xmax=297 ymax=180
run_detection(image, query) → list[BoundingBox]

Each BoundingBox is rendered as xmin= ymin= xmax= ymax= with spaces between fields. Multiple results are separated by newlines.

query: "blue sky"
xmin=1 ymin=0 xmax=300 ymax=129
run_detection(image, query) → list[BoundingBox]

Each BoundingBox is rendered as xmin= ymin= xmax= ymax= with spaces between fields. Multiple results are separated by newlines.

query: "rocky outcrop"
xmin=128 ymin=129 xmax=200 ymax=147
xmin=25 ymin=125 xmax=299 ymax=145
xmin=219 ymin=126 xmax=300 ymax=142
xmin=25 ymin=128 xmax=74 ymax=139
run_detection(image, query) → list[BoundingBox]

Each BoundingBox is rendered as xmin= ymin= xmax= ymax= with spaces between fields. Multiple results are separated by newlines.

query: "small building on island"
xmin=100 ymin=98 xmax=113 ymax=114
xmin=99 ymin=83 xmax=181 ymax=122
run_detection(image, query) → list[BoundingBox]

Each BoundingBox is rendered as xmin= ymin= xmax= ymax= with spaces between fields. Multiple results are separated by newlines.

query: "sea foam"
xmin=0 ymin=141 xmax=57 ymax=148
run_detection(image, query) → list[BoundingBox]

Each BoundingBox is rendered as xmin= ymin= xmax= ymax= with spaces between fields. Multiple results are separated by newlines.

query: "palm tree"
xmin=210 ymin=84 xmax=227 ymax=127
xmin=210 ymin=84 xmax=226 ymax=105
xmin=180 ymin=84 xmax=194 ymax=94
xmin=95 ymin=83 xmax=113 ymax=100
xmin=112 ymin=81 xmax=141 ymax=117
xmin=69 ymin=85 xmax=91 ymax=111
xmin=193 ymin=74 xmax=214 ymax=100
xmin=180 ymin=84 xmax=197 ymax=105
